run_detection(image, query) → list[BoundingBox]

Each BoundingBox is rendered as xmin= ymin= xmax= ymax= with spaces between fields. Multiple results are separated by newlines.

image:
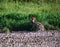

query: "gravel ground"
xmin=0 ymin=30 xmax=60 ymax=47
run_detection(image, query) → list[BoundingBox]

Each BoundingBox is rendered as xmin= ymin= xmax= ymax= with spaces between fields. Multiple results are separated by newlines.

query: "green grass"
xmin=0 ymin=1 xmax=60 ymax=31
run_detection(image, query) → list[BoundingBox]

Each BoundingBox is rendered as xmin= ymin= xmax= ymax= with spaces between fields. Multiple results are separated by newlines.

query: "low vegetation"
xmin=0 ymin=0 xmax=60 ymax=32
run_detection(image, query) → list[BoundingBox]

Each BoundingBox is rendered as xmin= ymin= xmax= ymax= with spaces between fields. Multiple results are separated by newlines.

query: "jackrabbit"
xmin=32 ymin=16 xmax=45 ymax=31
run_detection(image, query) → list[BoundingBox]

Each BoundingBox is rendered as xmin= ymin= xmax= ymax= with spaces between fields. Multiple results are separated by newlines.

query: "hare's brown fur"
xmin=36 ymin=22 xmax=45 ymax=31
xmin=32 ymin=22 xmax=45 ymax=31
